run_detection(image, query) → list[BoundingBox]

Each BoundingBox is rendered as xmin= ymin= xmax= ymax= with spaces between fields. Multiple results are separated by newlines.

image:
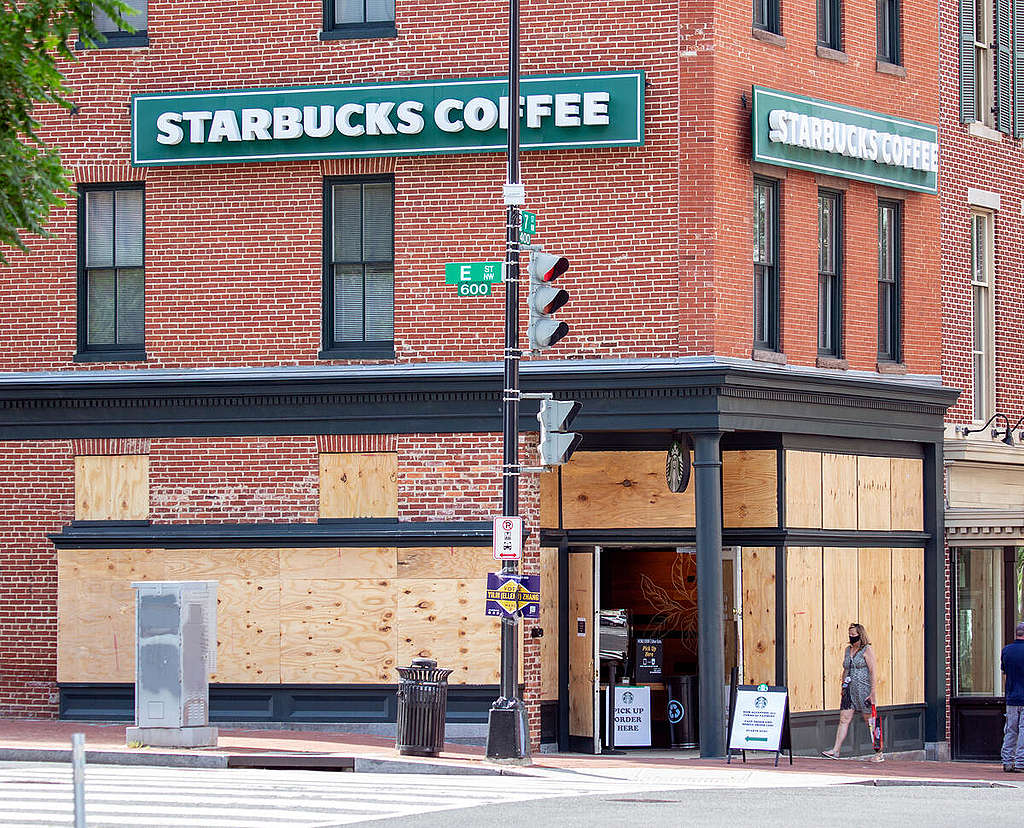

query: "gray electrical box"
xmin=128 ymin=581 xmax=217 ymax=746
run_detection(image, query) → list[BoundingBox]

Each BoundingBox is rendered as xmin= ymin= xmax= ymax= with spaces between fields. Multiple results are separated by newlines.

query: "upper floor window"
xmin=877 ymin=200 xmax=902 ymax=363
xmin=92 ymin=0 xmax=148 ymax=48
xmin=818 ymin=190 xmax=842 ymax=358
xmin=876 ymin=0 xmax=900 ymax=65
xmin=322 ymin=0 xmax=397 ymax=40
xmin=322 ymin=177 xmax=395 ymax=359
xmin=959 ymin=0 xmax=1020 ymax=134
xmin=754 ymin=0 xmax=780 ymax=35
xmin=971 ymin=210 xmax=995 ymax=421
xmin=77 ymin=185 xmax=145 ymax=361
xmin=753 ymin=178 xmax=780 ymax=352
xmin=817 ymin=0 xmax=842 ymax=51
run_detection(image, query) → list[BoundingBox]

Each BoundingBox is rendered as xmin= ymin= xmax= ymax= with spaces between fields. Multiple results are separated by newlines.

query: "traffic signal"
xmin=527 ymin=250 xmax=570 ymax=352
xmin=537 ymin=399 xmax=582 ymax=466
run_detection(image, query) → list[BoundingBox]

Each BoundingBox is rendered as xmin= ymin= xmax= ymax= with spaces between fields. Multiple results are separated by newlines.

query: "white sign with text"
xmin=728 ymin=686 xmax=788 ymax=751
xmin=604 ymin=685 xmax=651 ymax=748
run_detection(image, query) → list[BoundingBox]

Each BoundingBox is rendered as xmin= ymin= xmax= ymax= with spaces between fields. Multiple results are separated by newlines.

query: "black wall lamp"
xmin=957 ymin=413 xmax=1019 ymax=445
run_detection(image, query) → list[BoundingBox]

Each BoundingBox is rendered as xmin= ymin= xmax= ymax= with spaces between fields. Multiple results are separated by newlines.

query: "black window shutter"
xmin=1015 ymin=0 xmax=1024 ymax=136
xmin=961 ymin=0 xmax=977 ymax=123
xmin=997 ymin=0 xmax=1014 ymax=132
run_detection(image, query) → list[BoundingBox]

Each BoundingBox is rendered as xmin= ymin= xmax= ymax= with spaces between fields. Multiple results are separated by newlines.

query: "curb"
xmin=850 ymin=777 xmax=1020 ymax=789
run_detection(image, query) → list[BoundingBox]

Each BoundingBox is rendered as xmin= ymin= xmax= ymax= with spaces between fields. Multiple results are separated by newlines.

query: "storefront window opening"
xmin=955 ymin=547 xmax=1003 ymax=695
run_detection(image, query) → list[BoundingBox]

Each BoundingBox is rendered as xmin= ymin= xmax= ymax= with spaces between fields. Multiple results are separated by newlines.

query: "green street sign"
xmin=521 ymin=211 xmax=537 ymax=235
xmin=445 ymin=261 xmax=504 ymax=284
xmin=456 ymin=282 xmax=491 ymax=297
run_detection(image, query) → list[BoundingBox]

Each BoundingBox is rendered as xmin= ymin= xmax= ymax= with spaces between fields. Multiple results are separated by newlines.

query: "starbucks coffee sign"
xmin=131 ymin=72 xmax=644 ymax=167
xmin=751 ymin=86 xmax=938 ymax=193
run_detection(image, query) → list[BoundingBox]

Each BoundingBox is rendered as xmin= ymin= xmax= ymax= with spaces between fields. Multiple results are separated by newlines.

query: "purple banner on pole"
xmin=485 ymin=573 xmax=541 ymax=619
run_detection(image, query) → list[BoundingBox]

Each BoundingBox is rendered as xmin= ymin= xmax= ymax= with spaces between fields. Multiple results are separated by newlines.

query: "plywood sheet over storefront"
xmin=741 ymin=547 xmax=776 ymax=687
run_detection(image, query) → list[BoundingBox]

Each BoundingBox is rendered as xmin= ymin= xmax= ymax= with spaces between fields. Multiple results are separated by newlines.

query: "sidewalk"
xmin=0 ymin=718 xmax=1016 ymax=787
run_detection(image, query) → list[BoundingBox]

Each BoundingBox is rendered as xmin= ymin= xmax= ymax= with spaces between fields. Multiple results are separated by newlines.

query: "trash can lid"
xmin=410 ymin=657 xmax=437 ymax=669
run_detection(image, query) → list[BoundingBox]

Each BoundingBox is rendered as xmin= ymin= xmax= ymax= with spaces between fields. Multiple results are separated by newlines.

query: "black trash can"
xmin=395 ymin=658 xmax=453 ymax=756
xmin=666 ymin=674 xmax=698 ymax=749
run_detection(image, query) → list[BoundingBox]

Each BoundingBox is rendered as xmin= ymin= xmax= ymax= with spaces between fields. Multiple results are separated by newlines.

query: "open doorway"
xmin=567 ymin=546 xmax=741 ymax=753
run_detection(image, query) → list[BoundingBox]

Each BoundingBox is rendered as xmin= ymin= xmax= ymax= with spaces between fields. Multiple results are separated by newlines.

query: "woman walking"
xmin=822 ymin=623 xmax=883 ymax=762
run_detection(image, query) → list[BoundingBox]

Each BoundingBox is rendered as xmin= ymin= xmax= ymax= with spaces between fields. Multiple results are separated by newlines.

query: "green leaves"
xmin=0 ymin=1 xmax=136 ymax=263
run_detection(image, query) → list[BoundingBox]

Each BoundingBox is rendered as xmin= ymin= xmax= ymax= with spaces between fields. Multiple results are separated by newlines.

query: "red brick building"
xmin=939 ymin=0 xmax=1024 ymax=762
xmin=0 ymin=1 xmax=955 ymax=757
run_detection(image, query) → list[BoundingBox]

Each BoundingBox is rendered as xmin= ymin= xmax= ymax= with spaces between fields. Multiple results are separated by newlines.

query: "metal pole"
xmin=71 ymin=733 xmax=86 ymax=828
xmin=693 ymin=431 xmax=726 ymax=758
xmin=486 ymin=0 xmax=528 ymax=761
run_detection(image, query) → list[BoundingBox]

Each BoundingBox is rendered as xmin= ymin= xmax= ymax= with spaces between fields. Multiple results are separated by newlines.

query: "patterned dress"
xmin=842 ymin=645 xmax=872 ymax=712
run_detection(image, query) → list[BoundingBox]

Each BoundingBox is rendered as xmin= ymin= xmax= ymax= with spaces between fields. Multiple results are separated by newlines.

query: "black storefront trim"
xmin=789 ymin=703 xmax=925 ymax=756
xmin=59 ymin=683 xmax=497 ymax=724
xmin=0 ymin=359 xmax=957 ymax=441
xmin=50 ymin=519 xmax=494 ymax=549
xmin=542 ymin=527 xmax=931 ymax=548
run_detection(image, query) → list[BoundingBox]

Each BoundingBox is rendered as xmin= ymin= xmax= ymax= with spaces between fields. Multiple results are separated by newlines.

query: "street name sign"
xmin=445 ymin=261 xmax=504 ymax=284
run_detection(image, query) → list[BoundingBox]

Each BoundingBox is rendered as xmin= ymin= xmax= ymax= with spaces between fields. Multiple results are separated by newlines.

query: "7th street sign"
xmin=445 ymin=261 xmax=504 ymax=284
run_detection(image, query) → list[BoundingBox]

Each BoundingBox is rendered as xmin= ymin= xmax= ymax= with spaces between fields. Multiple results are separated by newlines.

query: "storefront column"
xmin=923 ymin=440 xmax=946 ymax=750
xmin=693 ymin=430 xmax=725 ymax=758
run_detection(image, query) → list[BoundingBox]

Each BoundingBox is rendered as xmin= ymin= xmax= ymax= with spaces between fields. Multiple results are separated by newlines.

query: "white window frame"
xmin=970 ymin=209 xmax=996 ymax=423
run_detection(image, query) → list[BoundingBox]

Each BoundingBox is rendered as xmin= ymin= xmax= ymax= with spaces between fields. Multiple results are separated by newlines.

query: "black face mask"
xmin=849 ymin=635 xmax=860 ymax=644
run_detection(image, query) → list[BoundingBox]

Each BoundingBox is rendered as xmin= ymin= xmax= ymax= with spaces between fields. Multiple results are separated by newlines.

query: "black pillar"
xmin=693 ymin=430 xmax=725 ymax=758
xmin=922 ymin=439 xmax=946 ymax=746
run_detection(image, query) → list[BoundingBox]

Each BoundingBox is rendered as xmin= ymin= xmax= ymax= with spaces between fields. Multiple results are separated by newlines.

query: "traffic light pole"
xmin=485 ymin=0 xmax=529 ymax=761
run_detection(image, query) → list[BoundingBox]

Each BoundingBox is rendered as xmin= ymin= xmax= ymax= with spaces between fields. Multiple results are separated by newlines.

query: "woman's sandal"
xmin=821 ymin=749 xmax=839 ymax=759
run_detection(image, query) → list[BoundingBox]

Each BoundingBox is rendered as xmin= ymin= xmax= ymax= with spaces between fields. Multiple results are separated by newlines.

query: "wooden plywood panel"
xmin=857 ymin=456 xmax=892 ymax=531
xmin=569 ymin=552 xmax=595 ymax=738
xmin=163 ymin=549 xmax=280 ymax=580
xmin=210 ymin=578 xmax=280 ymax=684
xmin=785 ymin=451 xmax=822 ymax=529
xmin=890 ymin=458 xmax=924 ymax=531
xmin=74 ymin=455 xmax=148 ymax=521
xmin=822 ymin=547 xmax=860 ymax=709
xmin=396 ymin=579 xmax=499 ymax=684
xmin=822 ymin=454 xmax=857 ymax=530
xmin=397 ymin=547 xmax=492 ymax=580
xmin=57 ymin=570 xmax=135 ymax=682
xmin=540 ymin=469 xmax=559 ymax=528
xmin=280 ymin=579 xmax=396 ymax=683
xmin=723 ymin=450 xmax=778 ymax=528
xmin=891 ymin=547 xmax=925 ymax=705
xmin=319 ymin=453 xmax=397 ymax=519
xmin=559 ymin=451 xmax=695 ymax=529
xmin=60 ymin=549 xmax=167 ymax=583
xmin=741 ymin=547 xmax=775 ymax=686
xmin=280 ymin=548 xmax=397 ymax=580
xmin=786 ymin=547 xmax=824 ymax=712
xmin=858 ymin=548 xmax=893 ymax=706
xmin=540 ymin=547 xmax=559 ymax=699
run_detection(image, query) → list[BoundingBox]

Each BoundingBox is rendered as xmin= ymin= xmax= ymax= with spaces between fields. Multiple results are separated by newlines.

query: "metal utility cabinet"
xmin=126 ymin=580 xmax=219 ymax=748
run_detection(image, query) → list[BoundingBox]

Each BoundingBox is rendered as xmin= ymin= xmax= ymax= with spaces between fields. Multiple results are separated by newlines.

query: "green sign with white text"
xmin=132 ymin=72 xmax=644 ymax=167
xmin=445 ymin=262 xmax=503 ymax=284
xmin=751 ymin=86 xmax=938 ymax=193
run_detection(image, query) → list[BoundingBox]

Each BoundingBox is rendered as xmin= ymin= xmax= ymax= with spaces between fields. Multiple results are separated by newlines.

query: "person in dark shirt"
xmin=1001 ymin=621 xmax=1024 ymax=772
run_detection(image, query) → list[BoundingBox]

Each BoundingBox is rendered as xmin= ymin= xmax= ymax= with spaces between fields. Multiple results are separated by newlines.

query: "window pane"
xmin=364 ymin=265 xmax=394 ymax=341
xmin=86 ymin=191 xmax=114 ymax=268
xmin=754 ymin=184 xmax=771 ymax=265
xmin=819 ymin=274 xmax=832 ymax=351
xmin=366 ymin=0 xmax=395 ymax=22
xmin=362 ymin=182 xmax=394 ymax=261
xmin=116 ymin=268 xmax=145 ymax=345
xmin=87 ymin=269 xmax=116 ymax=345
xmin=956 ymin=548 xmax=1000 ymax=695
xmin=878 ymin=282 xmax=891 ymax=356
xmin=336 ymin=0 xmax=365 ymax=23
xmin=1013 ymin=548 xmax=1024 ymax=631
xmin=973 ymin=353 xmax=985 ymax=420
xmin=94 ymin=0 xmax=146 ymax=33
xmin=334 ymin=265 xmax=364 ymax=342
xmin=332 ymin=184 xmax=362 ymax=262
xmin=115 ymin=190 xmax=144 ymax=267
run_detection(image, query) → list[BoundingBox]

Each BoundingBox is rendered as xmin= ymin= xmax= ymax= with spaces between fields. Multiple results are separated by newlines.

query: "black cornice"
xmin=541 ymin=527 xmax=932 ymax=548
xmin=0 ymin=358 xmax=958 ymax=441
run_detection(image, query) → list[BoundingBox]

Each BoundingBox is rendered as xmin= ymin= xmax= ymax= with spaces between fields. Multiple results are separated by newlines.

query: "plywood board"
xmin=396 ymin=579 xmax=499 ymax=684
xmin=559 ymin=451 xmax=695 ymax=529
xmin=858 ymin=548 xmax=893 ymax=706
xmin=890 ymin=547 xmax=925 ymax=705
xmin=857 ymin=456 xmax=892 ymax=531
xmin=210 ymin=578 xmax=280 ymax=684
xmin=722 ymin=450 xmax=778 ymax=528
xmin=569 ymin=552 xmax=595 ymax=738
xmin=280 ymin=548 xmax=397 ymax=580
xmin=540 ymin=546 xmax=559 ymax=699
xmin=164 ymin=549 xmax=280 ymax=580
xmin=822 ymin=454 xmax=857 ymax=530
xmin=74 ymin=455 xmax=148 ymax=521
xmin=397 ymin=547 xmax=492 ymax=579
xmin=57 ymin=573 xmax=135 ymax=682
xmin=539 ymin=469 xmax=559 ymax=529
xmin=741 ymin=547 xmax=776 ymax=686
xmin=319 ymin=453 xmax=397 ymax=519
xmin=890 ymin=458 xmax=924 ymax=531
xmin=59 ymin=548 xmax=167 ymax=583
xmin=822 ymin=547 xmax=860 ymax=709
xmin=785 ymin=451 xmax=822 ymax=529
xmin=786 ymin=547 xmax=824 ymax=712
xmin=280 ymin=579 xmax=396 ymax=683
